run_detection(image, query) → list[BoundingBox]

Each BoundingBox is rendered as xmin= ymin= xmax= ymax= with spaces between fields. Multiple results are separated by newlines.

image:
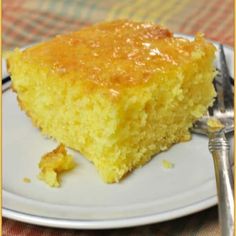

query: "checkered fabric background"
xmin=2 ymin=0 xmax=234 ymax=235
xmin=3 ymin=0 xmax=234 ymax=51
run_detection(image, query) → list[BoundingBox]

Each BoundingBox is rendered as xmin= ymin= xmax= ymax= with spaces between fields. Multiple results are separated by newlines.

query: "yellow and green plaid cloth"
xmin=3 ymin=0 xmax=233 ymax=51
xmin=2 ymin=0 xmax=234 ymax=235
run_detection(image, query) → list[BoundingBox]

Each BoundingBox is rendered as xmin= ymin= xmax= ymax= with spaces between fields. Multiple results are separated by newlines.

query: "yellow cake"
xmin=8 ymin=20 xmax=216 ymax=183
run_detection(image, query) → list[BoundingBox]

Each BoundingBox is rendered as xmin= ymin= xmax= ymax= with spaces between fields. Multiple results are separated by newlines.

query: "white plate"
xmin=2 ymin=34 xmax=234 ymax=229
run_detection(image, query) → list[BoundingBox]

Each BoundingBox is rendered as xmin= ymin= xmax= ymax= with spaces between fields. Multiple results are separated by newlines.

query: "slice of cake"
xmin=8 ymin=20 xmax=216 ymax=183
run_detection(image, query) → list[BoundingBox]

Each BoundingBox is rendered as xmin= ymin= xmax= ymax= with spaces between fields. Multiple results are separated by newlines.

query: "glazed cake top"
xmin=19 ymin=20 xmax=215 ymax=90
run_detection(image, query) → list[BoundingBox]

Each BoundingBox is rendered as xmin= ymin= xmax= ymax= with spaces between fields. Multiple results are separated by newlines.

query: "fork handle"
xmin=209 ymin=131 xmax=234 ymax=236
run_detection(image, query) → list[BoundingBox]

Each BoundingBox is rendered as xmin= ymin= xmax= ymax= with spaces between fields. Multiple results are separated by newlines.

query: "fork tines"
xmin=218 ymin=44 xmax=234 ymax=112
xmin=210 ymin=45 xmax=234 ymax=116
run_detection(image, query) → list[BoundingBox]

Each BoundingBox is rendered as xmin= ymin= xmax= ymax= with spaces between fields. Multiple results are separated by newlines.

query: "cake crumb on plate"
xmin=38 ymin=144 xmax=76 ymax=187
xmin=162 ymin=159 xmax=174 ymax=169
xmin=23 ymin=177 xmax=31 ymax=183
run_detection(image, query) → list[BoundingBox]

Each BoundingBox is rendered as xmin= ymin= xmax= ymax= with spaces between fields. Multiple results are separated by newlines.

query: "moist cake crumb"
xmin=162 ymin=160 xmax=175 ymax=169
xmin=207 ymin=118 xmax=224 ymax=131
xmin=23 ymin=177 xmax=31 ymax=183
xmin=38 ymin=144 xmax=76 ymax=187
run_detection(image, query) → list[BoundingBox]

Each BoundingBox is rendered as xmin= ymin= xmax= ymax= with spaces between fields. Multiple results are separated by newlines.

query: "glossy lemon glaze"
xmin=21 ymin=20 xmax=213 ymax=90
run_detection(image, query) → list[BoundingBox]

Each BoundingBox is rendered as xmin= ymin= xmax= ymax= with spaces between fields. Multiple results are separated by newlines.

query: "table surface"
xmin=2 ymin=0 xmax=234 ymax=235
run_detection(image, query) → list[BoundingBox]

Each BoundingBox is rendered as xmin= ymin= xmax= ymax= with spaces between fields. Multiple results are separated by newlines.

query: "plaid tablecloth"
xmin=2 ymin=0 xmax=234 ymax=235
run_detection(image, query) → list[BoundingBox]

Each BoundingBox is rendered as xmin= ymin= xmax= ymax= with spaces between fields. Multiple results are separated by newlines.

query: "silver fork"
xmin=192 ymin=45 xmax=234 ymax=236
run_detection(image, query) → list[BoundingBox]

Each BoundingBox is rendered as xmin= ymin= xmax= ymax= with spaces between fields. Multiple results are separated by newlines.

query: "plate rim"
xmin=3 ymin=196 xmax=217 ymax=229
xmin=2 ymin=34 xmax=234 ymax=229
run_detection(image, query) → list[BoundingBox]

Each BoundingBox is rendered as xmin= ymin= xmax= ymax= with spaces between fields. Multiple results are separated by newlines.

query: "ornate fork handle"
xmin=208 ymin=131 xmax=234 ymax=236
